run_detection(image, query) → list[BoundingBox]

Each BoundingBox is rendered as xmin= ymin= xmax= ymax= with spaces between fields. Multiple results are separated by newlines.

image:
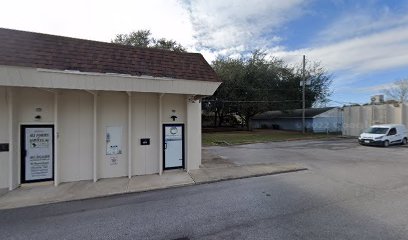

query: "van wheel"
xmin=402 ymin=138 xmax=408 ymax=145
xmin=383 ymin=140 xmax=390 ymax=147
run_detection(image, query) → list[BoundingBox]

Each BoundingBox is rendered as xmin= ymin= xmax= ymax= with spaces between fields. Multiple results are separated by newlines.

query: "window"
xmin=388 ymin=128 xmax=397 ymax=135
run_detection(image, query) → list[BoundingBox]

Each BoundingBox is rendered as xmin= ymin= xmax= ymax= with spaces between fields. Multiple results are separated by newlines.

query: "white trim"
xmin=18 ymin=122 xmax=56 ymax=187
xmin=38 ymin=88 xmax=59 ymax=94
xmin=0 ymin=65 xmax=221 ymax=96
xmin=161 ymin=121 xmax=185 ymax=124
xmin=19 ymin=122 xmax=55 ymax=125
xmin=36 ymin=68 xmax=213 ymax=83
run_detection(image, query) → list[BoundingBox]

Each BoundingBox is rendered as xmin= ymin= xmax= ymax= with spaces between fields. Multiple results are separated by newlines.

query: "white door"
xmin=164 ymin=125 xmax=184 ymax=169
xmin=22 ymin=125 xmax=54 ymax=183
xmin=388 ymin=128 xmax=399 ymax=144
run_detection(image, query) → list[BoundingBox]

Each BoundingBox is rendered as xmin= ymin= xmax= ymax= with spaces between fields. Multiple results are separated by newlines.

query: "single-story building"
xmin=251 ymin=107 xmax=343 ymax=133
xmin=0 ymin=28 xmax=221 ymax=190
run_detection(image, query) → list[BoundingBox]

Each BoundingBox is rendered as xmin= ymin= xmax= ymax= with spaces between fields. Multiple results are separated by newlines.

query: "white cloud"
xmin=356 ymin=83 xmax=393 ymax=93
xmin=317 ymin=7 xmax=408 ymax=43
xmin=182 ymin=0 xmax=307 ymax=55
xmin=273 ymin=18 xmax=408 ymax=86
xmin=0 ymin=0 xmax=195 ymax=48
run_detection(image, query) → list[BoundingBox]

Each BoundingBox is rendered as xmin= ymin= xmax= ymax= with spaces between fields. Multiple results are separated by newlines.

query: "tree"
xmin=153 ymin=38 xmax=186 ymax=52
xmin=112 ymin=30 xmax=186 ymax=52
xmin=205 ymin=57 xmax=246 ymax=127
xmin=203 ymin=51 xmax=332 ymax=130
xmin=382 ymin=79 xmax=408 ymax=103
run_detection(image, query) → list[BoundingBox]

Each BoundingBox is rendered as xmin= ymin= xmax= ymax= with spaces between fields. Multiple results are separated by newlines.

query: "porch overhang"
xmin=0 ymin=65 xmax=221 ymax=96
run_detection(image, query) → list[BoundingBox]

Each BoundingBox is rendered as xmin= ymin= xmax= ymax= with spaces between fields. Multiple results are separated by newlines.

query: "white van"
xmin=358 ymin=124 xmax=408 ymax=147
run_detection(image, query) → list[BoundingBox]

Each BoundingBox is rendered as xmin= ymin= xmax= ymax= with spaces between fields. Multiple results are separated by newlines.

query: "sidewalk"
xmin=0 ymin=162 xmax=306 ymax=210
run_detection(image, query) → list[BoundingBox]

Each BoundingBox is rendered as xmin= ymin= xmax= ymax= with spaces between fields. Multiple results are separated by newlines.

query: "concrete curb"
xmin=0 ymin=165 xmax=307 ymax=210
xmin=189 ymin=167 xmax=307 ymax=185
xmin=188 ymin=164 xmax=307 ymax=184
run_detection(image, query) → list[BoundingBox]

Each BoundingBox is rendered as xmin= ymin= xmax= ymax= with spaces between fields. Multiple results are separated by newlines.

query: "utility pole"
xmin=302 ymin=55 xmax=306 ymax=134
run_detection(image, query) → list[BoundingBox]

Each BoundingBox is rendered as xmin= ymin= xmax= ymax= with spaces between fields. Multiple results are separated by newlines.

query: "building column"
xmin=127 ymin=92 xmax=132 ymax=179
xmin=54 ymin=92 xmax=60 ymax=186
xmin=85 ymin=90 xmax=99 ymax=182
xmin=159 ymin=93 xmax=164 ymax=175
xmin=93 ymin=92 xmax=98 ymax=182
xmin=7 ymin=87 xmax=15 ymax=190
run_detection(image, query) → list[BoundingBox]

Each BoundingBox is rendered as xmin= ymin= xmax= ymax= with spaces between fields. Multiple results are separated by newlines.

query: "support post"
xmin=84 ymin=90 xmax=98 ymax=182
xmin=7 ymin=88 xmax=14 ymax=190
xmin=54 ymin=92 xmax=59 ymax=186
xmin=93 ymin=92 xmax=98 ymax=182
xmin=159 ymin=93 xmax=164 ymax=175
xmin=127 ymin=92 xmax=132 ymax=179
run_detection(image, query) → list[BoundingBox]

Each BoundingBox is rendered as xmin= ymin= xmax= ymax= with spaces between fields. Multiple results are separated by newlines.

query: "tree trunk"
xmin=214 ymin=111 xmax=218 ymax=128
xmin=218 ymin=112 xmax=224 ymax=127
xmin=245 ymin=116 xmax=251 ymax=131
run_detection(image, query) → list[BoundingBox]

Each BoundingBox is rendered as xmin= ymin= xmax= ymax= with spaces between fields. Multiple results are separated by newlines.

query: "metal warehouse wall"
xmin=312 ymin=108 xmax=343 ymax=133
xmin=343 ymin=103 xmax=408 ymax=136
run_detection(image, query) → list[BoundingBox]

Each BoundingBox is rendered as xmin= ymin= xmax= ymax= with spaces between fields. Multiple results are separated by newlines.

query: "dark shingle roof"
xmin=0 ymin=28 xmax=221 ymax=82
xmin=252 ymin=107 xmax=336 ymax=120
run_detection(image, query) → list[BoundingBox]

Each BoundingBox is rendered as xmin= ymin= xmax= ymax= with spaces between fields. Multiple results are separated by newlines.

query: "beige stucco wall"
xmin=59 ymin=90 xmax=93 ymax=182
xmin=0 ymin=64 xmax=220 ymax=189
xmin=186 ymin=99 xmax=202 ymax=170
xmin=0 ymin=87 xmax=56 ymax=189
xmin=98 ymin=91 xmax=129 ymax=179
xmin=16 ymin=88 xmax=55 ymax=123
xmin=0 ymin=87 xmax=9 ymax=188
xmin=162 ymin=94 xmax=187 ymax=124
xmin=132 ymin=93 xmax=160 ymax=175
xmin=0 ymin=87 xmax=203 ymax=189
xmin=14 ymin=87 xmax=55 ymax=187
xmin=343 ymin=104 xmax=408 ymax=136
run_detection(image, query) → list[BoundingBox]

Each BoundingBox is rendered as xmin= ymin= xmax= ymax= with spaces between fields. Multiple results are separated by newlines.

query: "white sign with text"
xmin=25 ymin=127 xmax=53 ymax=181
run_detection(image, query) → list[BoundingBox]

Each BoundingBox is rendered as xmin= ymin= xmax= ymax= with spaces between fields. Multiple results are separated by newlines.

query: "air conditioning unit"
xmin=370 ymin=95 xmax=384 ymax=104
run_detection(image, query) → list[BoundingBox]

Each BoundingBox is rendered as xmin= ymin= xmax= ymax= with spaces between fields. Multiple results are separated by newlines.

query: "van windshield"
xmin=364 ymin=127 xmax=389 ymax=134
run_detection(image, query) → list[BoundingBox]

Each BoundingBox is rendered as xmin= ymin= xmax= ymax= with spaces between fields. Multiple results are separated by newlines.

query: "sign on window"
xmin=106 ymin=126 xmax=122 ymax=155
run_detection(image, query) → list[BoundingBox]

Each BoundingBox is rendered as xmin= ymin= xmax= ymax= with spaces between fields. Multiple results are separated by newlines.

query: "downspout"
xmin=159 ymin=93 xmax=165 ymax=175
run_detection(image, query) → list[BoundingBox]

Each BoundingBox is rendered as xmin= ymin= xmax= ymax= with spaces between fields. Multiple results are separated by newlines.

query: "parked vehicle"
xmin=358 ymin=124 xmax=408 ymax=147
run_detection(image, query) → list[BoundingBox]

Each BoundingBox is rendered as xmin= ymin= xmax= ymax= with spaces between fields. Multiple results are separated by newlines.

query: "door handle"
xmin=164 ymin=143 xmax=167 ymax=150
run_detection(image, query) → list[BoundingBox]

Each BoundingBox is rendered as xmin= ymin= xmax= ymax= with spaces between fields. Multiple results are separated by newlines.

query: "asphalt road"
xmin=1 ymin=139 xmax=408 ymax=240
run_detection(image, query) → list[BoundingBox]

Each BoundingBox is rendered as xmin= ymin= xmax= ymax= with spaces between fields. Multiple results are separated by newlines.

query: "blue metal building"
xmin=250 ymin=107 xmax=343 ymax=133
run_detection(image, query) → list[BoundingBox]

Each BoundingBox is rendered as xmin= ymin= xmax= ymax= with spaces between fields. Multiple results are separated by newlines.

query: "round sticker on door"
xmin=170 ymin=127 xmax=178 ymax=135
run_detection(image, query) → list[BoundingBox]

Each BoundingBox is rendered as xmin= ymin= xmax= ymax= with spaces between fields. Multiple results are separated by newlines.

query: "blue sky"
xmin=1 ymin=0 xmax=408 ymax=106
xmin=275 ymin=0 xmax=408 ymax=105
